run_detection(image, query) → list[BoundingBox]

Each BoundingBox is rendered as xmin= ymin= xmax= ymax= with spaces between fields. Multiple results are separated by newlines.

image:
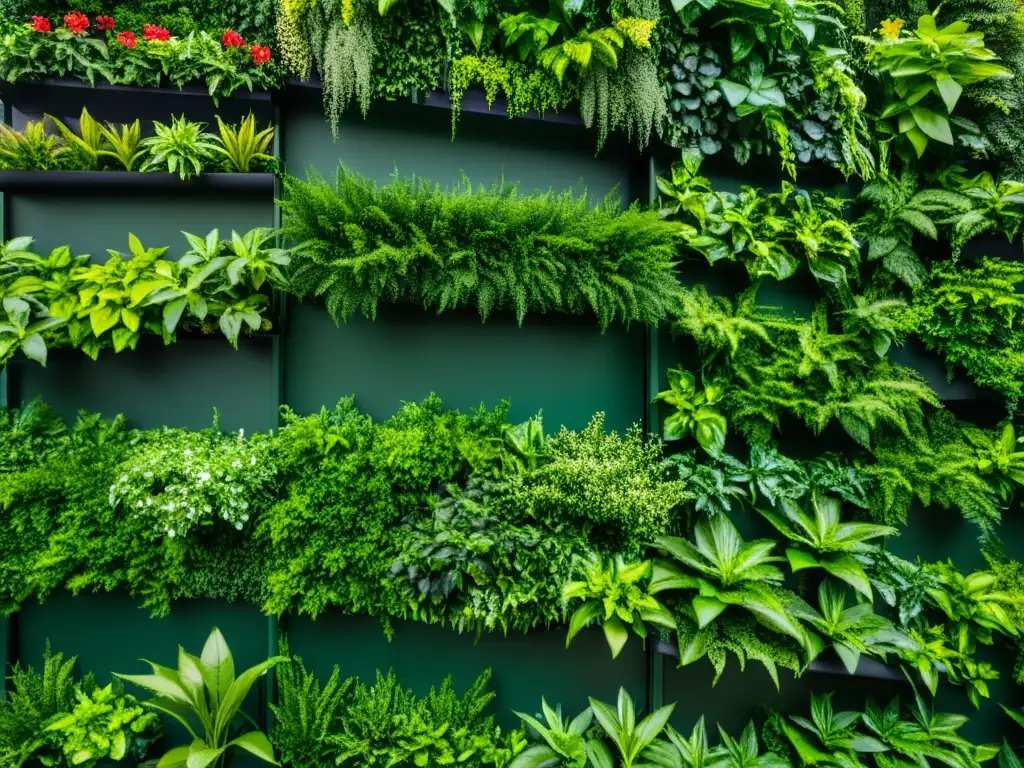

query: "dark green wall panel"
xmin=283 ymin=301 xmax=644 ymax=433
xmin=16 ymin=593 xmax=268 ymax=686
xmin=286 ymin=613 xmax=647 ymax=729
xmin=9 ymin=336 xmax=277 ymax=432
xmin=282 ymin=100 xmax=635 ymax=199
xmin=8 ymin=193 xmax=272 ymax=259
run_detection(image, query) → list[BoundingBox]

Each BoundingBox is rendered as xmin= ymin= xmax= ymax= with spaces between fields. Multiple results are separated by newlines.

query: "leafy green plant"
xmin=211 ymin=113 xmax=275 ymax=172
xmin=0 ymin=121 xmax=62 ymax=171
xmin=587 ymin=688 xmax=675 ymax=768
xmin=758 ymin=491 xmax=897 ymax=599
xmin=563 ymin=556 xmax=677 ymax=658
xmin=97 ymin=119 xmax=146 ymax=172
xmin=0 ymin=23 xmax=280 ymax=99
xmin=117 ymin=626 xmax=286 ymax=768
xmin=777 ymin=691 xmax=887 ymax=763
xmin=0 ymin=645 xmax=80 ymax=767
xmin=0 ymin=228 xmax=290 ymax=366
xmin=667 ymin=284 xmax=938 ymax=448
xmin=328 ymin=668 xmax=519 ymax=768
xmin=45 ymin=683 xmax=161 ymax=768
xmin=864 ymin=688 xmax=999 ymax=767
xmin=270 ymin=639 xmax=352 ymax=768
xmin=280 ymin=165 xmax=682 ymax=328
xmin=808 ymin=581 xmax=912 ymax=674
xmin=141 ymin=115 xmax=220 ymax=180
xmin=657 ymin=154 xmax=858 ymax=295
xmin=859 ymin=11 xmax=1012 ymax=157
xmin=109 ymin=420 xmax=276 ymax=539
xmin=46 ymin=108 xmax=105 ymax=171
xmin=654 ymin=514 xmax=823 ymax=661
xmin=908 ymin=258 xmax=1024 ymax=409
xmin=510 ymin=700 xmax=592 ymax=768
xmin=655 ymin=368 xmax=727 ymax=454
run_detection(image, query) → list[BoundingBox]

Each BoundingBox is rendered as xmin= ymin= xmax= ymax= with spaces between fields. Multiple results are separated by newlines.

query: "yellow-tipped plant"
xmin=98 ymin=118 xmax=146 ymax=171
xmin=212 ymin=113 xmax=275 ymax=173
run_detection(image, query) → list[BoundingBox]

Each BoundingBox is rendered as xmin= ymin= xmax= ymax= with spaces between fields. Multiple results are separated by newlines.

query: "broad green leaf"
xmin=213 ymin=657 xmax=286 ymax=738
xmin=156 ymin=746 xmax=192 ymax=768
xmin=200 ymin=627 xmax=234 ymax=710
xmin=21 ymin=333 xmax=46 ymax=365
xmin=910 ymin=107 xmax=954 ymax=145
xmin=566 ymin=601 xmax=603 ymax=647
xmin=226 ymin=731 xmax=277 ymax=765
xmin=785 ymin=548 xmax=821 ymax=572
xmin=509 ymin=745 xmax=560 ymax=768
xmin=692 ymin=596 xmax=727 ymax=628
xmin=602 ymin=615 xmax=630 ymax=658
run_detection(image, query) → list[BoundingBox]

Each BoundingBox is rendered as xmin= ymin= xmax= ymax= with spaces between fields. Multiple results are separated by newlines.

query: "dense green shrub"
xmin=280 ymin=166 xmax=683 ymax=328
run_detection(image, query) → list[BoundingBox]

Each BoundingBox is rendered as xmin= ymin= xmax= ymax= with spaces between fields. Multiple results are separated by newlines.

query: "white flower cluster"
xmin=109 ymin=427 xmax=276 ymax=540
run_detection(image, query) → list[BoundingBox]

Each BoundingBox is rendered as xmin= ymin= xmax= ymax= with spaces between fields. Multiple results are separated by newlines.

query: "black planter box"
xmin=0 ymin=170 xmax=275 ymax=195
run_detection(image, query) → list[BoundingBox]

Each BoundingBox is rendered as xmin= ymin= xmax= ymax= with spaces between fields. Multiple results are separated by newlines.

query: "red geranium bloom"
xmin=142 ymin=23 xmax=170 ymax=41
xmin=64 ymin=11 xmax=89 ymax=34
xmin=250 ymin=44 xmax=271 ymax=65
xmin=95 ymin=15 xmax=115 ymax=30
xmin=30 ymin=15 xmax=51 ymax=32
xmin=222 ymin=29 xmax=245 ymax=47
xmin=116 ymin=30 xmax=136 ymax=47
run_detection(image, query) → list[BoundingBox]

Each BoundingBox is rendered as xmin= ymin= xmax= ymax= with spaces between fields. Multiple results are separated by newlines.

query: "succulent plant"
xmin=661 ymin=40 xmax=732 ymax=156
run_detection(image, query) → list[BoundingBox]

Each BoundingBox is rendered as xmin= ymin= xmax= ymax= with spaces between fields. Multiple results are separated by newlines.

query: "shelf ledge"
xmin=0 ymin=171 xmax=275 ymax=194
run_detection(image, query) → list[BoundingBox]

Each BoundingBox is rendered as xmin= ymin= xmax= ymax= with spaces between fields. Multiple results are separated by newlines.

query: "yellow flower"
xmin=880 ymin=17 xmax=905 ymax=39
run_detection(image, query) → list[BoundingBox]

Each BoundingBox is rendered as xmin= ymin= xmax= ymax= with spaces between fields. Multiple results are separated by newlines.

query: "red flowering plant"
xmin=142 ymin=24 xmax=170 ymax=42
xmin=0 ymin=11 xmax=112 ymax=84
xmin=63 ymin=11 xmax=89 ymax=34
xmin=222 ymin=29 xmax=245 ymax=48
xmin=250 ymin=45 xmax=271 ymax=66
xmin=0 ymin=14 xmax=282 ymax=99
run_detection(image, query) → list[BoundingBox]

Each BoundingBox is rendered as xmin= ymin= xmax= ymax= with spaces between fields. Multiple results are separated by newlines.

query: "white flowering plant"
xmin=109 ymin=424 xmax=276 ymax=540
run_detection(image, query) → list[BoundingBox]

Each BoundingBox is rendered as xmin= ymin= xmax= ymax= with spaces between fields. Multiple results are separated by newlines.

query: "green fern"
xmin=866 ymin=411 xmax=1002 ymax=530
xmin=908 ymin=257 xmax=1024 ymax=409
xmin=280 ymin=165 xmax=683 ymax=328
xmin=0 ymin=643 xmax=80 ymax=766
xmin=672 ymin=284 xmax=939 ymax=448
xmin=270 ymin=638 xmax=353 ymax=768
xmin=671 ymin=604 xmax=803 ymax=690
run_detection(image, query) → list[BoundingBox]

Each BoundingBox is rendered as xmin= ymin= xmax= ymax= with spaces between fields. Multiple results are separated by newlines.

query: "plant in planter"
xmin=563 ymin=556 xmax=677 ymax=658
xmin=118 ymin=627 xmax=286 ymax=768
xmin=0 ymin=14 xmax=281 ymax=99
xmin=857 ymin=11 xmax=1012 ymax=158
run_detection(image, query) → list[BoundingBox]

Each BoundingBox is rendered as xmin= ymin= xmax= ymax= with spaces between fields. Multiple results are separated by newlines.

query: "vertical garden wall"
xmin=1 ymin=1 xmax=1024 ymax=767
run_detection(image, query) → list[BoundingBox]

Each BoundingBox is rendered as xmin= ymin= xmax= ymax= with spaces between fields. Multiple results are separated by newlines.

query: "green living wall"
xmin=2 ymin=1 xmax=1024 ymax=767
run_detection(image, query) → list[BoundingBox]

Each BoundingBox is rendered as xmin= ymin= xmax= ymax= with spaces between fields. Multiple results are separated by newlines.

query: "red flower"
xmin=116 ymin=30 xmax=136 ymax=47
xmin=63 ymin=11 xmax=89 ymax=34
xmin=142 ymin=23 xmax=170 ymax=41
xmin=30 ymin=15 xmax=51 ymax=32
xmin=95 ymin=15 xmax=115 ymax=30
xmin=250 ymin=44 xmax=271 ymax=65
xmin=222 ymin=29 xmax=245 ymax=47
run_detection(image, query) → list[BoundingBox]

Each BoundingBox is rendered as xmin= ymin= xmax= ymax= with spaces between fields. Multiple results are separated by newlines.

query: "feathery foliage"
xmin=280 ymin=166 xmax=683 ymax=328
xmin=669 ymin=284 xmax=939 ymax=447
xmin=905 ymin=257 xmax=1024 ymax=409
